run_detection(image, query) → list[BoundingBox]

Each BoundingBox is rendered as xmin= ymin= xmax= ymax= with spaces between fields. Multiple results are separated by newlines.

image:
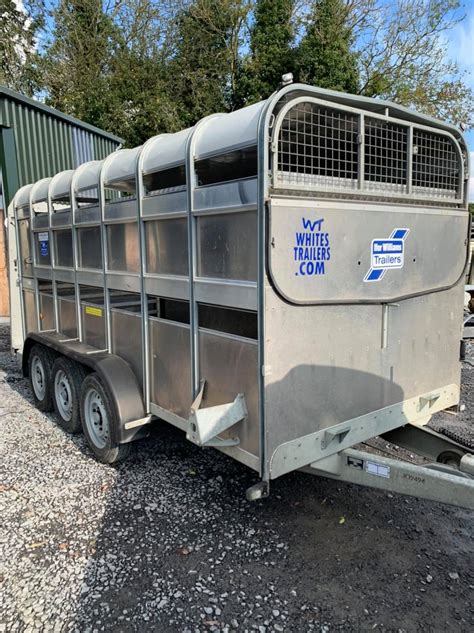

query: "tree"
xmin=0 ymin=0 xmax=44 ymax=95
xmin=294 ymin=0 xmax=359 ymax=93
xmin=41 ymin=0 xmax=180 ymax=145
xmin=168 ymin=0 xmax=247 ymax=126
xmin=8 ymin=0 xmax=473 ymax=142
xmin=353 ymin=0 xmax=474 ymax=127
xmin=101 ymin=0 xmax=182 ymax=145
xmin=234 ymin=0 xmax=295 ymax=107
xmin=41 ymin=0 xmax=118 ymax=128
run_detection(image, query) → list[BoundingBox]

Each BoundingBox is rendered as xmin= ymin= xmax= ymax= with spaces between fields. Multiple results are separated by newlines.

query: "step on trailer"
xmin=7 ymin=81 xmax=474 ymax=509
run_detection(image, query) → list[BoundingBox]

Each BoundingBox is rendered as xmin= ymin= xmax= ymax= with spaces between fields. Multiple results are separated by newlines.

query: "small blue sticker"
xmin=38 ymin=231 xmax=49 ymax=258
xmin=364 ymin=228 xmax=410 ymax=282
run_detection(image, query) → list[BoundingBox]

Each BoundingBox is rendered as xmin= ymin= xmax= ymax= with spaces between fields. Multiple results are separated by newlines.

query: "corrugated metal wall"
xmin=0 ymin=94 xmax=121 ymax=190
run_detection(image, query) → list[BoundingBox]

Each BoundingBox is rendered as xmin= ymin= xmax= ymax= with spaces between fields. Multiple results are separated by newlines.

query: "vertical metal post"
xmin=256 ymin=86 xmax=283 ymax=483
xmin=185 ymin=128 xmax=199 ymax=398
xmin=70 ymin=168 xmax=83 ymax=341
xmin=99 ymin=158 xmax=112 ymax=352
xmin=185 ymin=115 xmax=222 ymax=398
xmin=358 ymin=113 xmax=365 ymax=190
xmin=381 ymin=304 xmax=389 ymax=349
xmin=12 ymin=201 xmax=26 ymax=340
xmin=407 ymin=126 xmax=413 ymax=195
xmin=47 ymin=182 xmax=59 ymax=333
xmin=137 ymin=140 xmax=159 ymax=412
xmin=29 ymin=187 xmax=42 ymax=332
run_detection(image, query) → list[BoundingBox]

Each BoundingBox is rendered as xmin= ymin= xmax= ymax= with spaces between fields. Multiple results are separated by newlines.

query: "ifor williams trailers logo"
xmin=364 ymin=228 xmax=410 ymax=282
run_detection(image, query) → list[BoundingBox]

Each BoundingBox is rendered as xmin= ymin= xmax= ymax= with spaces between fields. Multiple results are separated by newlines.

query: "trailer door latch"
xmin=187 ymin=388 xmax=248 ymax=448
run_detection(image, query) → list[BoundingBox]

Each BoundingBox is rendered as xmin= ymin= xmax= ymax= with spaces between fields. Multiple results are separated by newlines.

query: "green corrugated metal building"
xmin=0 ymin=86 xmax=123 ymax=209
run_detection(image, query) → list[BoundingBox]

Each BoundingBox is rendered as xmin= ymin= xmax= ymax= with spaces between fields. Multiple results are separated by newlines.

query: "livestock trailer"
xmin=7 ymin=82 xmax=474 ymax=508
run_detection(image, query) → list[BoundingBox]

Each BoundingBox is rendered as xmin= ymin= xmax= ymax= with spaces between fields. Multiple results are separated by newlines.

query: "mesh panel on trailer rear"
xmin=412 ymin=130 xmax=459 ymax=198
xmin=364 ymin=118 xmax=407 ymax=192
xmin=275 ymin=100 xmax=463 ymax=203
xmin=277 ymin=102 xmax=359 ymax=189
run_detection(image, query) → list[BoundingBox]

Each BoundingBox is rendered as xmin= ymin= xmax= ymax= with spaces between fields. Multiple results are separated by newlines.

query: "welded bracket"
xmin=186 ymin=382 xmax=248 ymax=447
xmin=321 ymin=426 xmax=350 ymax=449
xmin=417 ymin=392 xmax=440 ymax=411
xmin=124 ymin=415 xmax=153 ymax=431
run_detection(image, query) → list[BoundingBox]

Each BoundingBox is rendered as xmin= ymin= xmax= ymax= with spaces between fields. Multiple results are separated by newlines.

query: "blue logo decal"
xmin=38 ymin=231 xmax=49 ymax=258
xmin=293 ymin=217 xmax=331 ymax=277
xmin=364 ymin=228 xmax=410 ymax=282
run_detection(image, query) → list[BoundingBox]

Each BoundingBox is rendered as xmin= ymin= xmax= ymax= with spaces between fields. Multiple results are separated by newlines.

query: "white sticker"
xmin=364 ymin=228 xmax=410 ymax=283
xmin=38 ymin=232 xmax=49 ymax=241
xmin=371 ymin=238 xmax=404 ymax=270
xmin=365 ymin=461 xmax=390 ymax=478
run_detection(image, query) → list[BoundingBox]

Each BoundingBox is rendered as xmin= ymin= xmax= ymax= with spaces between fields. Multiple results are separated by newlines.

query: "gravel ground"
xmin=0 ymin=322 xmax=473 ymax=633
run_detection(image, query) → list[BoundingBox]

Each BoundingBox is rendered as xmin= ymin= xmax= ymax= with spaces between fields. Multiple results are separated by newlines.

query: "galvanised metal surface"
xmin=8 ymin=83 xmax=471 ymax=485
xmin=268 ymin=198 xmax=468 ymax=304
xmin=149 ymin=317 xmax=192 ymax=418
xmin=304 ymin=447 xmax=474 ymax=510
xmin=57 ymin=296 xmax=78 ymax=339
xmin=0 ymin=87 xmax=123 ymax=208
xmin=110 ymin=308 xmax=143 ymax=387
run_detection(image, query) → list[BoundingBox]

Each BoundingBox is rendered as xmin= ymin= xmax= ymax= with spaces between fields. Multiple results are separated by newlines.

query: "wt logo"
xmin=301 ymin=217 xmax=324 ymax=232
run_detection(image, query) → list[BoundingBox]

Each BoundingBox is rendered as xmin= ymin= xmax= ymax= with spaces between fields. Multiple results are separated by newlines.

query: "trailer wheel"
xmin=28 ymin=344 xmax=56 ymax=412
xmin=80 ymin=373 xmax=131 ymax=464
xmin=52 ymin=357 xmax=87 ymax=434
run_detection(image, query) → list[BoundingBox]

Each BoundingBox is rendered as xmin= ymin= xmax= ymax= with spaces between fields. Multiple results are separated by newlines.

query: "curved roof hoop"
xmin=29 ymin=177 xmax=53 ymax=218
xmin=48 ymin=170 xmax=75 ymax=221
xmin=70 ymin=160 xmax=104 ymax=224
xmin=13 ymin=183 xmax=34 ymax=211
xmin=193 ymin=103 xmax=265 ymax=160
xmin=140 ymin=131 xmax=192 ymax=175
xmin=101 ymin=146 xmax=143 ymax=189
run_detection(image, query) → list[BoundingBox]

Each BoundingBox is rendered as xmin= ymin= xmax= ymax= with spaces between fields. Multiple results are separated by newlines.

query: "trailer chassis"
xmin=302 ymin=446 xmax=474 ymax=510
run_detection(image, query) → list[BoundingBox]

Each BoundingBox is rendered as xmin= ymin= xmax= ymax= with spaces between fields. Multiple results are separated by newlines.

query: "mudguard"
xmin=22 ymin=333 xmax=148 ymax=444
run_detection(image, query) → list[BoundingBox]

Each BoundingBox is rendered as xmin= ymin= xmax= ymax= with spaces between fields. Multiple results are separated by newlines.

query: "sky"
xmin=447 ymin=2 xmax=474 ymax=201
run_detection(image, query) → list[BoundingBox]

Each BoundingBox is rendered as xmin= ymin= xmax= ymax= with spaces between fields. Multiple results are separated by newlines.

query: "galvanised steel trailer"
xmin=7 ymin=81 xmax=474 ymax=508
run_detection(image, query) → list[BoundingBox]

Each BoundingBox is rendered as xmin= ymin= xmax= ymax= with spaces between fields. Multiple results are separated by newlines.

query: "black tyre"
xmin=52 ymin=356 xmax=87 ymax=434
xmin=80 ymin=373 xmax=131 ymax=464
xmin=28 ymin=344 xmax=56 ymax=412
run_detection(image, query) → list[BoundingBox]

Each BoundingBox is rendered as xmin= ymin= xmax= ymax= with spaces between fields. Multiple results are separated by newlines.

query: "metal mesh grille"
xmin=412 ymin=130 xmax=459 ymax=195
xmin=274 ymin=100 xmax=463 ymax=203
xmin=277 ymin=103 xmax=358 ymax=188
xmin=364 ymin=118 xmax=407 ymax=191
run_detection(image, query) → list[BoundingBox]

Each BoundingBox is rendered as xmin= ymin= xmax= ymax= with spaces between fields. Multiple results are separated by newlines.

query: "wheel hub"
xmin=31 ymin=356 xmax=46 ymax=400
xmin=54 ymin=370 xmax=72 ymax=421
xmin=84 ymin=388 xmax=109 ymax=448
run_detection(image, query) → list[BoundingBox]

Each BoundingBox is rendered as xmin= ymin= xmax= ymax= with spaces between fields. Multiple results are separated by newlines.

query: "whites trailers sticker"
xmin=364 ymin=228 xmax=410 ymax=282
